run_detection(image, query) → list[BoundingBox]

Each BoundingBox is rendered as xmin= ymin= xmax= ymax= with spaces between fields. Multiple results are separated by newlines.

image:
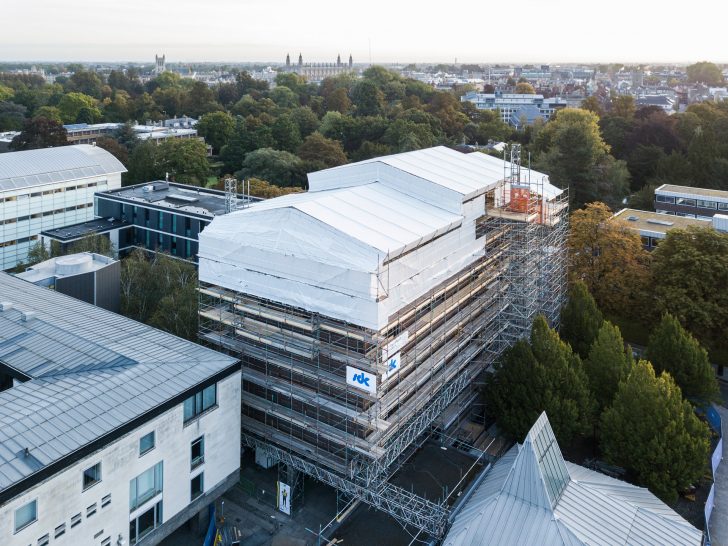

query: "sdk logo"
xmin=387 ymin=357 xmax=397 ymax=372
xmin=351 ymin=371 xmax=370 ymax=387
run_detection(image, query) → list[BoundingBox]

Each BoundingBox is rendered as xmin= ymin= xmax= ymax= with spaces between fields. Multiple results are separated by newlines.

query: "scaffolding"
xmin=198 ymin=149 xmax=568 ymax=539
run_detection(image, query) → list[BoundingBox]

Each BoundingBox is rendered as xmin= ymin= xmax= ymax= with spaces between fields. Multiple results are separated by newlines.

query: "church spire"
xmin=348 ymin=54 xmax=353 ymax=68
xmin=286 ymin=53 xmax=290 ymax=67
xmin=337 ymin=54 xmax=341 ymax=67
xmin=298 ymin=53 xmax=303 ymax=66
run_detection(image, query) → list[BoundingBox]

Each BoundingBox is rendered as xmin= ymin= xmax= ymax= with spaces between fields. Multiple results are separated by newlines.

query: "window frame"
xmin=14 ymin=499 xmax=37 ymax=533
xmin=191 ymin=436 xmax=205 ymax=470
xmin=129 ymin=461 xmax=164 ymax=512
xmin=129 ymin=500 xmax=163 ymax=545
xmin=183 ymin=383 xmax=217 ymax=423
xmin=139 ymin=431 xmax=156 ymax=456
xmin=82 ymin=462 xmax=102 ymax=491
xmin=190 ymin=472 xmax=204 ymax=501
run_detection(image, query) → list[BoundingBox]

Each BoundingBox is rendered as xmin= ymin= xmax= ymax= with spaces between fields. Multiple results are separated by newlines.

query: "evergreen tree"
xmin=485 ymin=316 xmax=594 ymax=444
xmin=560 ymin=281 xmax=603 ymax=358
xmin=601 ymin=360 xmax=711 ymax=503
xmin=646 ymin=314 xmax=719 ymax=403
xmin=584 ymin=321 xmax=632 ymax=411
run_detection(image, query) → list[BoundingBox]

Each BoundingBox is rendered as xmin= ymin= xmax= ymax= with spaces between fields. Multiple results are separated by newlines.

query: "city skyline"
xmin=3 ymin=0 xmax=728 ymax=64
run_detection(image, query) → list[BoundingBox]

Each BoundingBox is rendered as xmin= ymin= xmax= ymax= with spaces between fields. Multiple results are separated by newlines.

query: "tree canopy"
xmin=585 ymin=321 xmax=632 ymax=412
xmin=485 ymin=316 xmax=594 ymax=445
xmin=560 ymin=280 xmax=604 ymax=359
xmin=600 ymin=360 xmax=710 ymax=503
xmin=646 ymin=314 xmax=719 ymax=403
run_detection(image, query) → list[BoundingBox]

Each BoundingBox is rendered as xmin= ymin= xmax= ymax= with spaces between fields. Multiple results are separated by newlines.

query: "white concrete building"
xmin=0 ymin=273 xmax=241 ymax=546
xmin=460 ymin=91 xmax=567 ymax=126
xmin=0 ymin=145 xmax=126 ymax=271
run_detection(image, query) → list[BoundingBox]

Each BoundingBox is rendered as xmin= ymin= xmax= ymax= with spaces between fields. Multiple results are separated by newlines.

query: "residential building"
xmin=198 ymin=146 xmax=568 ymax=537
xmin=15 ymin=252 xmax=120 ymax=312
xmin=443 ymin=413 xmax=702 ymax=545
xmin=612 ymin=208 xmax=727 ymax=250
xmin=0 ymin=145 xmax=126 ymax=271
xmin=460 ymin=91 xmax=567 ymax=126
xmin=0 ymin=272 xmax=241 ymax=546
xmin=42 ymin=181 xmax=259 ymax=263
xmin=655 ymin=184 xmax=728 ymax=219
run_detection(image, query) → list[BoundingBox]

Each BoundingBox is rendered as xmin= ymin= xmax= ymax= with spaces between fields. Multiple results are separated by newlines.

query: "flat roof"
xmin=613 ymin=208 xmax=711 ymax=235
xmin=15 ymin=252 xmax=116 ymax=284
xmin=100 ymin=181 xmax=252 ymax=218
xmin=41 ymin=217 xmax=129 ymax=242
xmin=0 ymin=273 xmax=238 ymax=502
xmin=656 ymin=184 xmax=728 ymax=200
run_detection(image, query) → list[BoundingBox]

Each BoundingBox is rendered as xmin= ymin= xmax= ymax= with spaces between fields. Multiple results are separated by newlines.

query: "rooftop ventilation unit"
xmin=627 ymin=216 xmax=638 ymax=221
xmin=646 ymin=219 xmax=674 ymax=226
xmin=0 ymin=302 xmax=13 ymax=312
xmin=21 ymin=311 xmax=36 ymax=322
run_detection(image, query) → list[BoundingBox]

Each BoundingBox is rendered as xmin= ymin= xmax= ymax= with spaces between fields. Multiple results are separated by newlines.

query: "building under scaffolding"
xmin=197 ymin=146 xmax=568 ymax=538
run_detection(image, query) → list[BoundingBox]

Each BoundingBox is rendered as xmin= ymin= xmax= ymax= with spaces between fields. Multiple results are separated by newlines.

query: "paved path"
xmin=710 ymin=405 xmax=728 ymax=545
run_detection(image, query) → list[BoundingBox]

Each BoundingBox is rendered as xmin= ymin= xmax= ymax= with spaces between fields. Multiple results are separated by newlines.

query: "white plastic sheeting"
xmin=199 ymin=147 xmax=561 ymax=331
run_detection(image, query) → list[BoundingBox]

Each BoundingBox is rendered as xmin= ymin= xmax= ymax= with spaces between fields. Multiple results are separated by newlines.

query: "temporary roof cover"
xmin=443 ymin=413 xmax=702 ymax=546
xmin=199 ymin=146 xmax=562 ymax=330
xmin=0 ymin=144 xmax=127 ymax=192
xmin=0 ymin=273 xmax=237 ymax=502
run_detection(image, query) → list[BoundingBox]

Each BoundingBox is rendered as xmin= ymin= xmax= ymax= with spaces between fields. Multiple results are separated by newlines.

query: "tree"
xmin=611 ymin=95 xmax=636 ymax=120
xmin=515 ymin=82 xmax=536 ymax=94
xmin=57 ymin=92 xmax=100 ymax=124
xmin=271 ymin=114 xmax=302 ymax=152
xmin=686 ymin=61 xmax=724 ymax=85
xmin=9 ymin=117 xmax=68 ymax=151
xmin=534 ymin=108 xmax=612 ymax=208
xmin=196 ymin=111 xmax=234 ymax=154
xmin=485 ymin=316 xmax=594 ymax=444
xmin=351 ymin=80 xmax=384 ymax=117
xmin=237 ymin=148 xmax=305 ymax=187
xmin=69 ymin=234 xmax=114 ymax=257
xmin=297 ymin=133 xmax=348 ymax=169
xmin=126 ymin=141 xmax=159 ymax=185
xmin=156 ymin=139 xmax=210 ymax=186
xmin=0 ymin=101 xmax=27 ymax=131
xmin=326 ymin=87 xmax=352 ymax=114
xmin=585 ymin=321 xmax=632 ymax=411
xmin=581 ymin=96 xmax=603 ymax=118
xmin=646 ymin=314 xmax=719 ymax=403
xmin=650 ymin=227 xmax=728 ymax=360
xmin=96 ymin=136 xmax=129 ymax=165
xmin=33 ymin=106 xmax=63 ymax=124
xmin=560 ymin=280 xmax=603 ymax=359
xmin=26 ymin=241 xmax=50 ymax=266
xmin=121 ymin=250 xmax=198 ymax=340
xmin=569 ymin=202 xmax=651 ymax=317
xmin=600 ymin=360 xmax=710 ymax=503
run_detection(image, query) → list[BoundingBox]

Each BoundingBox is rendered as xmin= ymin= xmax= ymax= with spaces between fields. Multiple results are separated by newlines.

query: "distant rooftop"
xmin=613 ymin=208 xmax=711 ymax=236
xmin=0 ymin=144 xmax=127 ymax=192
xmin=15 ymin=252 xmax=116 ymax=284
xmin=656 ymin=184 xmax=728 ymax=201
xmin=0 ymin=273 xmax=238 ymax=502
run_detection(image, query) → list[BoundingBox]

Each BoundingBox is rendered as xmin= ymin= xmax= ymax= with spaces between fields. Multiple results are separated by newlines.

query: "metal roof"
xmin=0 ymin=273 xmax=238 ymax=496
xmin=656 ymin=183 xmax=728 ymax=201
xmin=444 ymin=413 xmax=702 ymax=546
xmin=0 ymin=144 xmax=127 ymax=192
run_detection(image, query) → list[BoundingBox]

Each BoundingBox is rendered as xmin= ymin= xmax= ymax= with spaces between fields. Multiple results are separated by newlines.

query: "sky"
xmin=2 ymin=0 xmax=727 ymax=64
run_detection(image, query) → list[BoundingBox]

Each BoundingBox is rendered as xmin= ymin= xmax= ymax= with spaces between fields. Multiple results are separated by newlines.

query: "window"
xmin=183 ymin=384 xmax=217 ymax=422
xmin=14 ymin=500 xmax=37 ymax=533
xmin=83 ymin=462 xmax=102 ymax=490
xmin=102 ymin=493 xmax=111 ymax=508
xmin=655 ymin=194 xmax=675 ymax=203
xmin=38 ymin=534 xmax=49 ymax=546
xmin=71 ymin=513 xmax=82 ymax=528
xmin=129 ymin=500 xmax=163 ymax=545
xmin=54 ymin=523 xmax=66 ymax=538
xmin=191 ymin=436 xmax=205 ymax=469
xmin=697 ymin=199 xmax=716 ymax=209
xmin=719 ymin=202 xmax=728 ymax=211
xmin=191 ymin=472 xmax=204 ymax=500
xmin=87 ymin=503 xmax=97 ymax=517
xmin=139 ymin=431 xmax=155 ymax=456
xmin=129 ymin=461 xmax=164 ymax=511
xmin=676 ymin=197 xmax=696 ymax=207
xmin=102 ymin=537 xmax=111 ymax=546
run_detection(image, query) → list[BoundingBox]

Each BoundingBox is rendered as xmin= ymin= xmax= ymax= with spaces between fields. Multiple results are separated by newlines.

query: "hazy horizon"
xmin=3 ymin=0 xmax=728 ymax=65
